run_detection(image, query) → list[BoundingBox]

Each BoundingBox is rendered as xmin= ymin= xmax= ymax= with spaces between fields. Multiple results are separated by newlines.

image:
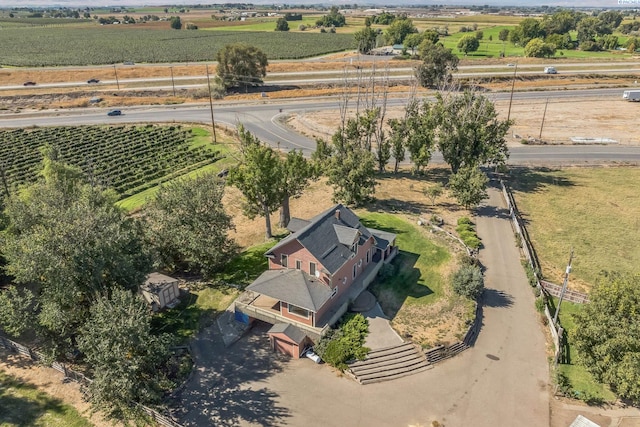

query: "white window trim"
xmin=310 ymin=262 xmax=317 ymax=276
xmin=295 ymin=259 xmax=302 ymax=270
xmin=281 ymin=254 xmax=288 ymax=268
xmin=287 ymin=303 xmax=310 ymax=319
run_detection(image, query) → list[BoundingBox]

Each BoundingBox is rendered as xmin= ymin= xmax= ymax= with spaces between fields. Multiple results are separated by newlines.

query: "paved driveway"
xmin=174 ymin=182 xmax=550 ymax=427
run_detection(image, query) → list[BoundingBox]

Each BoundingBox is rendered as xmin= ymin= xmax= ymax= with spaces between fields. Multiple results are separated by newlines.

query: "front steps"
xmin=347 ymin=342 xmax=432 ymax=385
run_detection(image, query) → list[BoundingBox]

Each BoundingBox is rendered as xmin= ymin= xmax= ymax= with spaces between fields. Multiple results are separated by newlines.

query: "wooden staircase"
xmin=347 ymin=342 xmax=432 ymax=385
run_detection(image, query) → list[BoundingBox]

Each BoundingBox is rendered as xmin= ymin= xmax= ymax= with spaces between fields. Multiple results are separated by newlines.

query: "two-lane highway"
xmin=0 ymin=89 xmax=639 ymax=164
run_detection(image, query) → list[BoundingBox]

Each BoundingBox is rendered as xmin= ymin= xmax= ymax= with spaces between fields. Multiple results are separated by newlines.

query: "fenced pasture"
xmin=0 ymin=125 xmax=221 ymax=199
xmin=0 ymin=26 xmax=355 ymax=66
xmin=509 ymin=166 xmax=640 ymax=291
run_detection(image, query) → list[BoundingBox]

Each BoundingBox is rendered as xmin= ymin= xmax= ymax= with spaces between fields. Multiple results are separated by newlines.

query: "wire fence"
xmin=0 ymin=334 xmax=183 ymax=427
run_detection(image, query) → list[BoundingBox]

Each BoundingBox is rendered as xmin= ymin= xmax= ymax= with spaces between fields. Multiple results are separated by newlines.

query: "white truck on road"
xmin=623 ymin=90 xmax=640 ymax=101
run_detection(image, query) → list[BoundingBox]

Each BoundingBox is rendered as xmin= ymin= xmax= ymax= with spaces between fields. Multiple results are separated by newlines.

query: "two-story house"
xmin=234 ymin=204 xmax=397 ymax=358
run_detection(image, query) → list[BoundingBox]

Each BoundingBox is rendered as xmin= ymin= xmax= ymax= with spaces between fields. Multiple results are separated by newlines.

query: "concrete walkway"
xmin=362 ymin=303 xmax=404 ymax=350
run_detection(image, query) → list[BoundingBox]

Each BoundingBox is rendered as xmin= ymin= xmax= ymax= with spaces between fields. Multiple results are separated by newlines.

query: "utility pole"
xmin=113 ymin=65 xmax=120 ymax=90
xmin=539 ymin=98 xmax=549 ymax=140
xmin=553 ymin=249 xmax=574 ymax=325
xmin=205 ymin=64 xmax=217 ymax=143
xmin=507 ymin=63 xmax=517 ymax=122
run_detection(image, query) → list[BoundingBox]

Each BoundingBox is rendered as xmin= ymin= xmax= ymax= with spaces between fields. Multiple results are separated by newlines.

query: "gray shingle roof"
xmin=266 ymin=204 xmax=375 ymax=275
xmin=368 ymin=228 xmax=396 ymax=250
xmin=268 ymin=323 xmax=307 ymax=344
xmin=287 ymin=217 xmax=310 ymax=233
xmin=246 ymin=269 xmax=332 ymax=312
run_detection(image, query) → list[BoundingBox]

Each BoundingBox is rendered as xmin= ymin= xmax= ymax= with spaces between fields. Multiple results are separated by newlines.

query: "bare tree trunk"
xmin=263 ymin=202 xmax=273 ymax=240
xmin=279 ymin=194 xmax=290 ymax=228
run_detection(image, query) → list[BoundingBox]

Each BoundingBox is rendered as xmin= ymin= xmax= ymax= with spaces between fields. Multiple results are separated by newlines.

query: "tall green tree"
xmin=448 ymin=166 xmax=489 ymax=209
xmin=1 ymin=150 xmax=151 ymax=358
xmin=227 ymin=126 xmax=283 ymax=239
xmin=384 ymin=17 xmax=418 ymax=45
xmin=457 ymin=34 xmax=480 ymax=55
xmin=403 ymin=100 xmax=437 ymax=174
xmin=216 ymin=43 xmax=268 ymax=91
xmin=435 ymin=91 xmax=512 ymax=173
xmin=354 ymin=26 xmax=378 ymax=54
xmin=415 ymin=42 xmax=459 ymax=88
xmin=524 ymin=38 xmax=557 ymax=58
xmin=315 ymin=6 xmax=345 ymax=27
xmin=143 ymin=173 xmax=237 ymax=278
xmin=78 ymin=288 xmax=172 ymax=421
xmin=279 ymin=149 xmax=315 ymax=228
xmin=388 ymin=118 xmax=406 ymax=174
xmin=573 ymin=272 xmax=640 ymax=404
xmin=325 ymin=130 xmax=376 ymax=207
xmin=169 ymin=16 xmax=181 ymax=29
xmin=275 ymin=17 xmax=289 ymax=31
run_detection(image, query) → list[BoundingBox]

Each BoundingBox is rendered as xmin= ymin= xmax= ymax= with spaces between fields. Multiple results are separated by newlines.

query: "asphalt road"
xmin=1 ymin=89 xmax=639 ymax=165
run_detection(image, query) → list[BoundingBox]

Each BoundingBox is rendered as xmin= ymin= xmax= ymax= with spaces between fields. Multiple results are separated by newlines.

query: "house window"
xmin=351 ymin=242 xmax=358 ymax=253
xmin=358 ymin=259 xmax=362 ymax=267
xmin=295 ymin=260 xmax=302 ymax=270
xmin=331 ymin=286 xmax=338 ymax=298
xmin=353 ymin=264 xmax=357 ymax=279
xmin=288 ymin=304 xmax=310 ymax=318
xmin=310 ymin=262 xmax=317 ymax=277
xmin=281 ymin=254 xmax=288 ymax=268
xmin=366 ymin=249 xmax=370 ymax=264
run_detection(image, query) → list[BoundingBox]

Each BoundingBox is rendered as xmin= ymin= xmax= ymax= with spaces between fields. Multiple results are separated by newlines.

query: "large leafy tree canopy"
xmin=384 ymin=17 xmax=418 ymax=45
xmin=415 ymin=42 xmax=459 ymax=88
xmin=227 ymin=126 xmax=284 ymax=239
xmin=1 ymin=149 xmax=151 ymax=357
xmin=573 ymin=272 xmax=640 ymax=404
xmin=143 ymin=172 xmax=237 ymax=278
xmin=216 ymin=43 xmax=268 ymax=91
xmin=435 ymin=90 xmax=512 ymax=174
xmin=78 ymin=288 xmax=172 ymax=421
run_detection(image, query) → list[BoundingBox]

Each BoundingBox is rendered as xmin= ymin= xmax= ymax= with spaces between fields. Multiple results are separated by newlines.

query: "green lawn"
xmin=509 ymin=167 xmax=640 ymax=288
xmin=0 ymin=371 xmax=92 ymax=427
xmin=361 ymin=213 xmax=450 ymax=307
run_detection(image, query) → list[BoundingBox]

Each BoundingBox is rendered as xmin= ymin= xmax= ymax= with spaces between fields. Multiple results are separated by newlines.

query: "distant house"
xmin=234 ymin=204 xmax=397 ymax=357
xmin=141 ymin=272 xmax=180 ymax=311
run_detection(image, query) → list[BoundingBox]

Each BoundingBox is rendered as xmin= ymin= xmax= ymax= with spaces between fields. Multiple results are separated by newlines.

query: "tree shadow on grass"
xmin=370 ymin=250 xmax=432 ymax=320
xmin=507 ymin=166 xmax=576 ymax=194
xmin=0 ymin=372 xmax=72 ymax=426
xmin=172 ymin=322 xmax=290 ymax=427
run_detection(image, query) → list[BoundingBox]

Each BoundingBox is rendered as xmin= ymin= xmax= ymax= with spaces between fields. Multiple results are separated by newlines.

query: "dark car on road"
xmin=87 ymin=78 xmax=100 ymax=84
xmin=23 ymin=81 xmax=36 ymax=86
xmin=107 ymin=109 xmax=122 ymax=116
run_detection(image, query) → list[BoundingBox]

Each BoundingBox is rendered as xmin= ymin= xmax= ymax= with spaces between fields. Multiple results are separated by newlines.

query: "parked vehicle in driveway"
xmin=303 ymin=347 xmax=322 ymax=364
xmin=87 ymin=78 xmax=100 ymax=84
xmin=107 ymin=109 xmax=122 ymax=116
xmin=23 ymin=81 xmax=36 ymax=86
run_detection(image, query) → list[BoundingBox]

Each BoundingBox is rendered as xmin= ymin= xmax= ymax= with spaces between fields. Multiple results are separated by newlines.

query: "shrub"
xmin=535 ymin=296 xmax=546 ymax=312
xmin=459 ymin=253 xmax=479 ymax=267
xmin=457 ymin=217 xmax=473 ymax=226
xmin=455 ymin=223 xmax=474 ymax=234
xmin=452 ymin=264 xmax=484 ymax=299
xmin=461 ymin=235 xmax=481 ymax=249
xmin=314 ymin=313 xmax=369 ymax=371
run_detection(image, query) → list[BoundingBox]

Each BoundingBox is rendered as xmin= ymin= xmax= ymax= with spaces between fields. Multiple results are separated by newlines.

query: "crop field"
xmin=0 ymin=125 xmax=221 ymax=199
xmin=0 ymin=26 xmax=355 ymax=66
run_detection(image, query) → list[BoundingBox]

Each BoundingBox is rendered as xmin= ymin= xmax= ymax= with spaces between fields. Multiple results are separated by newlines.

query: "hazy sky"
xmin=0 ymin=0 xmax=633 ymax=7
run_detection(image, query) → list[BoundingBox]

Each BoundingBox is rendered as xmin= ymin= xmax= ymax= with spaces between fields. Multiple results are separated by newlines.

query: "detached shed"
xmin=141 ymin=272 xmax=180 ymax=311
xmin=268 ymin=323 xmax=310 ymax=358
